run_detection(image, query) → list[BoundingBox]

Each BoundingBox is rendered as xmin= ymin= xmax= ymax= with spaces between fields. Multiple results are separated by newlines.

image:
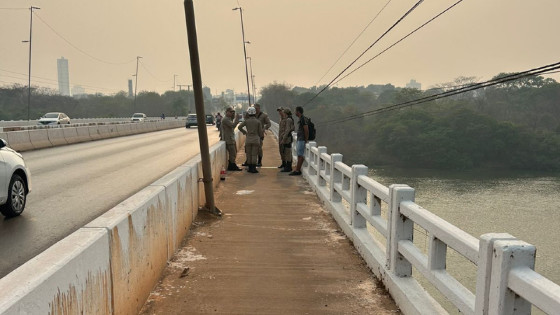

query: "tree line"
xmin=258 ymin=75 xmax=560 ymax=171
xmin=0 ymin=85 xmax=228 ymax=120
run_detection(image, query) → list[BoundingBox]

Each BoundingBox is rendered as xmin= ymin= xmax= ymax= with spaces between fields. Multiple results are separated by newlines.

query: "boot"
xmin=281 ymin=161 xmax=292 ymax=172
xmin=242 ymin=160 xmax=248 ymax=166
xmin=278 ymin=161 xmax=285 ymax=169
xmin=248 ymin=164 xmax=259 ymax=173
xmin=228 ymin=162 xmax=242 ymax=171
xmin=257 ymin=156 xmax=262 ymax=167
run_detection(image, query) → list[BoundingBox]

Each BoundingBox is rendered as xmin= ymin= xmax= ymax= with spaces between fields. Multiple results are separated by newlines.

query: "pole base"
xmin=199 ymin=205 xmax=222 ymax=217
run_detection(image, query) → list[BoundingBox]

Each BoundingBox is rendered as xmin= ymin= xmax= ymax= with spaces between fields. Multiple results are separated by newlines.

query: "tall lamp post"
xmin=133 ymin=56 xmax=142 ymax=112
xmin=232 ymin=7 xmax=251 ymax=108
xmin=22 ymin=6 xmax=40 ymax=121
xmin=173 ymin=74 xmax=178 ymax=91
xmin=247 ymin=57 xmax=256 ymax=104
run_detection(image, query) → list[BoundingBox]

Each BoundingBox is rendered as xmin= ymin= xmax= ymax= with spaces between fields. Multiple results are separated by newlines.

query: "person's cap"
xmin=277 ymin=106 xmax=284 ymax=111
xmin=283 ymin=108 xmax=292 ymax=115
xmin=226 ymin=107 xmax=234 ymax=112
xmin=247 ymin=106 xmax=256 ymax=115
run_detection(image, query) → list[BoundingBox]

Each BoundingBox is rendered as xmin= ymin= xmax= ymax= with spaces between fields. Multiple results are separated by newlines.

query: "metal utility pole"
xmin=134 ymin=56 xmax=142 ymax=112
xmin=173 ymin=74 xmax=178 ymax=91
xmin=232 ymin=7 xmax=251 ymax=108
xmin=184 ymin=0 xmax=221 ymax=216
xmin=23 ymin=6 xmax=40 ymax=121
xmin=247 ymin=57 xmax=256 ymax=104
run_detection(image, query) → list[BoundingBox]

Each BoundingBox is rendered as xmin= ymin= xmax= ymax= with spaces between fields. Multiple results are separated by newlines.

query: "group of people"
xmin=220 ymin=103 xmax=309 ymax=176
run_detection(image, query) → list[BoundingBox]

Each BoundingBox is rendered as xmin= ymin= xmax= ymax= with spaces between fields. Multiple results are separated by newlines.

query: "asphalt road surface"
xmin=0 ymin=126 xmax=221 ymax=278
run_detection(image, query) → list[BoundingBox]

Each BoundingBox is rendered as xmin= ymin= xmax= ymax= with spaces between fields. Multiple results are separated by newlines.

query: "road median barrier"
xmin=47 ymin=128 xmax=68 ymax=146
xmin=6 ymin=130 xmax=33 ymax=151
xmin=28 ymin=129 xmax=52 ymax=149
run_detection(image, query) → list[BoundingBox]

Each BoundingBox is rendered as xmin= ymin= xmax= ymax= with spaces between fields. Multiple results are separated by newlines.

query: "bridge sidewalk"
xmin=140 ymin=134 xmax=400 ymax=314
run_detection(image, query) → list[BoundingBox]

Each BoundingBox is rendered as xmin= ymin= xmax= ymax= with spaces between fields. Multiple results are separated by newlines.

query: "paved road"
xmin=0 ymin=126 xmax=221 ymax=278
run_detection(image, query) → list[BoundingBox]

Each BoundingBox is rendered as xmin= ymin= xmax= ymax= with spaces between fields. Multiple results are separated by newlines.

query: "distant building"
xmin=128 ymin=79 xmax=133 ymax=98
xmin=57 ymin=57 xmax=70 ymax=96
xmin=406 ymin=79 xmax=421 ymax=90
xmin=72 ymin=85 xmax=85 ymax=97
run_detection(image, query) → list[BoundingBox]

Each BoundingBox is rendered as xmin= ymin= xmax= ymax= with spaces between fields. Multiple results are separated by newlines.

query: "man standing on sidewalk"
xmin=289 ymin=106 xmax=308 ymax=176
xmin=238 ymin=106 xmax=263 ymax=173
xmin=277 ymin=107 xmax=286 ymax=169
xmin=222 ymin=107 xmax=242 ymax=171
xmin=254 ymin=103 xmax=271 ymax=167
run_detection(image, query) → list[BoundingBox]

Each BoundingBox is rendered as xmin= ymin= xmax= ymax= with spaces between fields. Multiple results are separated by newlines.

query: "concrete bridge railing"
xmin=274 ymin=120 xmax=560 ymax=315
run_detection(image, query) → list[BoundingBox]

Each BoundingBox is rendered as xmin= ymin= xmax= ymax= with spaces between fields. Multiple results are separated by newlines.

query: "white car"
xmin=38 ymin=112 xmax=71 ymax=125
xmin=131 ymin=113 xmax=147 ymax=122
xmin=0 ymin=139 xmax=31 ymax=217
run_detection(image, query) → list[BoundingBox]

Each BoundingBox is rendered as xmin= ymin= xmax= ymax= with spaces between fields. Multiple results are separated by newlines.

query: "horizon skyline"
xmin=1 ymin=1 xmax=559 ymax=97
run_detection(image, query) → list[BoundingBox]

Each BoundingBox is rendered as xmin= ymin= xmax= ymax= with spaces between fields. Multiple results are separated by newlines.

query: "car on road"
xmin=185 ymin=114 xmax=197 ymax=128
xmin=37 ymin=112 xmax=71 ymax=125
xmin=131 ymin=113 xmax=147 ymax=122
xmin=0 ymin=139 xmax=31 ymax=217
xmin=205 ymin=114 xmax=215 ymax=125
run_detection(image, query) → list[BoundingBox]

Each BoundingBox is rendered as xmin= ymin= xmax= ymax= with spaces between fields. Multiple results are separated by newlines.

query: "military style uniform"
xmin=221 ymin=114 xmax=240 ymax=170
xmin=238 ymin=116 xmax=263 ymax=173
xmin=278 ymin=114 xmax=287 ymax=168
xmin=281 ymin=114 xmax=295 ymax=172
xmin=255 ymin=111 xmax=271 ymax=166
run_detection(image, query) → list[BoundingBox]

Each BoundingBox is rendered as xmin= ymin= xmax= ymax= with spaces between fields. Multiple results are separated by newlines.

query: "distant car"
xmin=205 ymin=114 xmax=215 ymax=125
xmin=0 ymin=139 xmax=31 ymax=217
xmin=37 ymin=112 xmax=71 ymax=125
xmin=131 ymin=113 xmax=147 ymax=122
xmin=185 ymin=114 xmax=197 ymax=128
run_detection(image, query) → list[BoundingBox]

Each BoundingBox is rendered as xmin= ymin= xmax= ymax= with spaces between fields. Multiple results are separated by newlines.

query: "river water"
xmin=369 ymin=168 xmax=560 ymax=313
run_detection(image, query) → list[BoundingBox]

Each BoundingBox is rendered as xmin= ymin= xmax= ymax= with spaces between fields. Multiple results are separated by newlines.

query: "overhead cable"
xmin=317 ymin=61 xmax=560 ymax=126
xmin=332 ymin=0 xmax=465 ymax=87
xmin=304 ymin=0 xmax=424 ymax=106
xmin=313 ymin=0 xmax=392 ymax=87
xmin=33 ymin=13 xmax=136 ymax=66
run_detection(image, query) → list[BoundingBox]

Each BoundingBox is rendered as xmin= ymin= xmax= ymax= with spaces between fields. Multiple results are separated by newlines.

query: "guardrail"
xmin=269 ymin=120 xmax=560 ymax=314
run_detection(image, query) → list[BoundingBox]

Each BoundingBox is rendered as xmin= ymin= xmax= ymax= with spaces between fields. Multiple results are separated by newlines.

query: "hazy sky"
xmin=1 ymin=0 xmax=559 ymax=96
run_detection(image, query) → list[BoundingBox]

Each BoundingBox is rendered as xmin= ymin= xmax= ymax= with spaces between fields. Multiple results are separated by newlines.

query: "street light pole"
xmin=247 ymin=57 xmax=256 ymax=104
xmin=173 ymin=74 xmax=178 ymax=91
xmin=232 ymin=7 xmax=251 ymax=108
xmin=133 ymin=56 xmax=142 ymax=112
xmin=23 ymin=6 xmax=40 ymax=121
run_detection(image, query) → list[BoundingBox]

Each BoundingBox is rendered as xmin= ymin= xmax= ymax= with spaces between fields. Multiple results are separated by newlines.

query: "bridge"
xmin=0 ymin=120 xmax=558 ymax=314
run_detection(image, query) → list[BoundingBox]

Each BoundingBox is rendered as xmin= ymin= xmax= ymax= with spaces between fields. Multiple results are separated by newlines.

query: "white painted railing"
xmin=276 ymin=120 xmax=560 ymax=314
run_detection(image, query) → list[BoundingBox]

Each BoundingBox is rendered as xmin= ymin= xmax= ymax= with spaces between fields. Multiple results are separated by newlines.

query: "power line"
xmin=33 ymin=13 xmax=136 ymax=66
xmin=313 ymin=0 xmax=392 ymax=87
xmin=139 ymin=60 xmax=170 ymax=83
xmin=317 ymin=62 xmax=560 ymax=126
xmin=332 ymin=0 xmax=465 ymax=87
xmin=304 ymin=0 xmax=424 ymax=107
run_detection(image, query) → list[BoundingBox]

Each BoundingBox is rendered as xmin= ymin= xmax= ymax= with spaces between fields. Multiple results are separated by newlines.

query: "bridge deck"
xmin=140 ymin=134 xmax=400 ymax=314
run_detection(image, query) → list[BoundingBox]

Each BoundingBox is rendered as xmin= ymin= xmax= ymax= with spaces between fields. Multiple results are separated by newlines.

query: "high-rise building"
xmin=406 ymin=79 xmax=421 ymax=90
xmin=57 ymin=57 xmax=70 ymax=96
xmin=128 ymin=79 xmax=133 ymax=98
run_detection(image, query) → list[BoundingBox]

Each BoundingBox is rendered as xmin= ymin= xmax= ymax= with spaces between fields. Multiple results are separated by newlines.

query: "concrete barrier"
xmin=0 ymin=228 xmax=112 ymax=314
xmin=75 ymin=126 xmax=93 ymax=143
xmin=6 ymin=130 xmax=33 ymax=151
xmin=62 ymin=127 xmax=80 ymax=144
xmin=28 ymin=129 xmax=52 ymax=149
xmin=88 ymin=125 xmax=103 ymax=140
xmin=116 ymin=123 xmax=132 ymax=136
xmin=86 ymin=186 xmax=169 ymax=315
xmin=47 ymin=128 xmax=68 ymax=147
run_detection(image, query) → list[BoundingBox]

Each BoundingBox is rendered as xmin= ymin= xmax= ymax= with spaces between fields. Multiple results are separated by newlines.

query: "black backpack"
xmin=306 ymin=117 xmax=316 ymax=141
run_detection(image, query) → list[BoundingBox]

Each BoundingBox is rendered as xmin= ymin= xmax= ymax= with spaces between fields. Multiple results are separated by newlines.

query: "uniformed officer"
xmin=221 ymin=107 xmax=242 ymax=171
xmin=281 ymin=108 xmax=295 ymax=172
xmin=254 ymin=103 xmax=271 ymax=166
xmin=238 ymin=106 xmax=263 ymax=173
xmin=277 ymin=107 xmax=286 ymax=169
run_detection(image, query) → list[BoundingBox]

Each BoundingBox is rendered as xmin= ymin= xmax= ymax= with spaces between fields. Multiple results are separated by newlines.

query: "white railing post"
xmin=317 ymin=146 xmax=327 ymax=186
xmin=428 ymin=234 xmax=447 ymax=270
xmin=475 ymin=233 xmax=517 ymax=315
xmin=351 ymin=165 xmax=368 ymax=228
xmin=306 ymin=141 xmax=317 ymax=173
xmin=488 ymin=239 xmax=535 ymax=315
xmin=387 ymin=184 xmax=415 ymax=276
xmin=330 ymin=154 xmax=343 ymax=203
